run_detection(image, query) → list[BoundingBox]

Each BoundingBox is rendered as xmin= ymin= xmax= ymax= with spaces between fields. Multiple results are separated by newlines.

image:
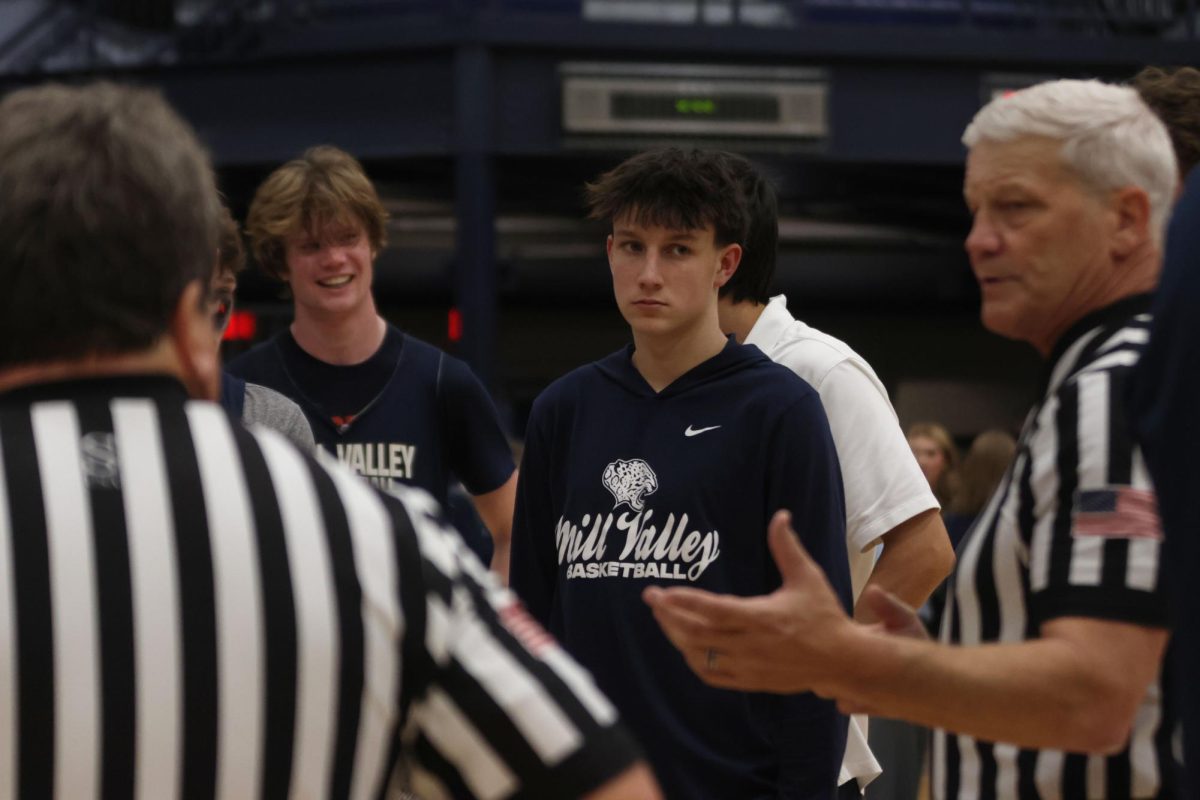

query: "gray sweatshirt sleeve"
xmin=241 ymin=382 xmax=317 ymax=451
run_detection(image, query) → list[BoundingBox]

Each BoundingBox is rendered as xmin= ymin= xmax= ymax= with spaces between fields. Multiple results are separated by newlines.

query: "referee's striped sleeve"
xmin=1026 ymin=361 xmax=1169 ymax=627
xmin=382 ymin=485 xmax=640 ymax=800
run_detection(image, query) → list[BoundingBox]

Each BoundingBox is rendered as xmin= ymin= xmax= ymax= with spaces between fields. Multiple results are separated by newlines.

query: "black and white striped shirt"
xmin=933 ymin=295 xmax=1175 ymax=800
xmin=0 ymin=375 xmax=638 ymax=800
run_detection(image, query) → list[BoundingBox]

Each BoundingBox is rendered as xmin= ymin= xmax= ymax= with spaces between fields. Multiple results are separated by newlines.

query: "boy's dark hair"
xmin=712 ymin=152 xmax=778 ymax=305
xmin=0 ymin=81 xmax=220 ymax=369
xmin=1133 ymin=66 xmax=1200 ymax=178
xmin=584 ymin=147 xmax=749 ymax=248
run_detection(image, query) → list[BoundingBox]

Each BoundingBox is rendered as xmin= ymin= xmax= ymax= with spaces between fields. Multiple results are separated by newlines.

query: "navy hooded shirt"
xmin=1131 ymin=167 xmax=1200 ymax=795
xmin=511 ymin=338 xmax=851 ymax=799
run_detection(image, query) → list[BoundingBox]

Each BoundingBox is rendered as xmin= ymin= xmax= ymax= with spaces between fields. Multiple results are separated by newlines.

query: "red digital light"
xmin=448 ymin=307 xmax=463 ymax=343
xmin=222 ymin=310 xmax=258 ymax=341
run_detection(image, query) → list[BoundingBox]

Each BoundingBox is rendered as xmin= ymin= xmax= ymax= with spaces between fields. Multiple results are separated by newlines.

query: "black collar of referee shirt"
xmin=1041 ymin=292 xmax=1154 ymax=386
xmin=0 ymin=373 xmax=191 ymax=405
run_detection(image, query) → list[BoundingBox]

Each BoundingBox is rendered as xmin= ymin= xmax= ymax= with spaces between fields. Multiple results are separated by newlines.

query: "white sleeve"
xmin=814 ymin=359 xmax=940 ymax=556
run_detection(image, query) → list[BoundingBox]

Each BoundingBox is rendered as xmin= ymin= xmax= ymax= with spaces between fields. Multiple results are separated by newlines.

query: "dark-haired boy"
xmin=510 ymin=147 xmax=852 ymax=799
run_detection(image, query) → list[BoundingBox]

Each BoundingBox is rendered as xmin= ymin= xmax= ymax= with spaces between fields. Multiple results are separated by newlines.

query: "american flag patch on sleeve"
xmin=498 ymin=601 xmax=557 ymax=657
xmin=1072 ymin=486 xmax=1163 ymax=540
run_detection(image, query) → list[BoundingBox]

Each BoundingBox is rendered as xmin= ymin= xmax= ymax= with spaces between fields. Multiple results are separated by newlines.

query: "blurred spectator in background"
xmin=943 ymin=430 xmax=1017 ymax=549
xmin=924 ymin=428 xmax=1018 ymax=640
xmin=907 ymin=421 xmax=959 ymax=507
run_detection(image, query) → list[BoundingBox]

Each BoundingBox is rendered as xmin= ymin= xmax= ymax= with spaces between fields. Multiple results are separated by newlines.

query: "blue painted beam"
xmin=453 ymin=44 xmax=499 ymax=385
xmin=237 ymin=12 xmax=1200 ymax=70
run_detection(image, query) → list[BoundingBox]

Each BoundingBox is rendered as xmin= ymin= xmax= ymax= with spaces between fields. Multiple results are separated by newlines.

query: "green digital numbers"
xmin=674 ymin=98 xmax=717 ymax=115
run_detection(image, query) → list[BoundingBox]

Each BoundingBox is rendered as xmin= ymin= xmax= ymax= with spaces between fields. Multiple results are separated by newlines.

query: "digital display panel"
xmin=611 ymin=92 xmax=780 ymax=122
xmin=560 ymin=65 xmax=829 ymax=139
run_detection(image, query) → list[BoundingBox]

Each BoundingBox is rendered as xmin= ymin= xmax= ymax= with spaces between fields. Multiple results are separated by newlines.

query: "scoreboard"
xmin=561 ymin=63 xmax=829 ymax=140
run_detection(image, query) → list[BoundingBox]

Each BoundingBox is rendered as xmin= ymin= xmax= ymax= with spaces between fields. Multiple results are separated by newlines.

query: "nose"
xmin=637 ymin=251 xmax=663 ymax=289
xmin=965 ymin=211 xmax=1002 ymax=261
xmin=319 ymin=243 xmax=346 ymax=268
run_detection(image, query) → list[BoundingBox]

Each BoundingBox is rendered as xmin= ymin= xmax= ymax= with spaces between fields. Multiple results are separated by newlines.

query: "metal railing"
xmin=0 ymin=0 xmax=1195 ymax=76
xmin=0 ymin=0 xmax=277 ymax=73
xmin=308 ymin=0 xmax=1195 ymax=34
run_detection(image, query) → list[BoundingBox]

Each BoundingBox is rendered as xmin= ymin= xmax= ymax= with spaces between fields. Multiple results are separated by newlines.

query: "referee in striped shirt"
xmin=0 ymin=82 xmax=660 ymax=800
xmin=646 ymin=79 xmax=1178 ymax=799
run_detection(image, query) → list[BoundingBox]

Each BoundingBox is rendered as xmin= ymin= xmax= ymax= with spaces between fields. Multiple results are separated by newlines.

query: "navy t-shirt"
xmin=219 ymin=371 xmax=246 ymax=418
xmin=511 ymin=338 xmax=851 ymax=800
xmin=227 ymin=324 xmax=514 ymax=508
xmin=1131 ymin=167 xmax=1200 ymax=796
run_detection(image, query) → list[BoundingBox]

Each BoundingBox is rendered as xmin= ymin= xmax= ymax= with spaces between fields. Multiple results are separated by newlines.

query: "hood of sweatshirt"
xmin=592 ymin=335 xmax=771 ymax=399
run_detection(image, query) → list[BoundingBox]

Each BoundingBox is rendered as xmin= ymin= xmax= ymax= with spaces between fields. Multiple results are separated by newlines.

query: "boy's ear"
xmin=714 ymin=243 xmax=742 ymax=289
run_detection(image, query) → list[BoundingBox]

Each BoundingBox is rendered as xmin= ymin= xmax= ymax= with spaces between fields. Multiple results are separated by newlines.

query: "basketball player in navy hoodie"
xmin=510 ymin=148 xmax=852 ymax=799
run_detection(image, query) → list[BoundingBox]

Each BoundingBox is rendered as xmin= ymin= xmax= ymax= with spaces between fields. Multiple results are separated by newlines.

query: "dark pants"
xmin=865 ymin=717 xmax=927 ymax=799
xmin=838 ymin=780 xmax=864 ymax=799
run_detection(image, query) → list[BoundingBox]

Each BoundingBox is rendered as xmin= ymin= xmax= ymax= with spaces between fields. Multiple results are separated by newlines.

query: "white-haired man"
xmin=644 ymin=79 xmax=1179 ymax=799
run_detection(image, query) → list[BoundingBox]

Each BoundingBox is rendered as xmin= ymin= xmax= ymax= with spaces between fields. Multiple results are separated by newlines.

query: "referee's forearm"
xmin=824 ymin=620 xmax=1164 ymax=754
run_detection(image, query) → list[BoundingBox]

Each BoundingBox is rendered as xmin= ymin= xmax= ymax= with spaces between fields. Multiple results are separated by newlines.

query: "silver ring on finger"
xmin=706 ymin=648 xmax=719 ymax=671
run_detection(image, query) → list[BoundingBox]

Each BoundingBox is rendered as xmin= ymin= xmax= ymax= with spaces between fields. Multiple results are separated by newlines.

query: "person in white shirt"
xmin=713 ymin=152 xmax=956 ymax=796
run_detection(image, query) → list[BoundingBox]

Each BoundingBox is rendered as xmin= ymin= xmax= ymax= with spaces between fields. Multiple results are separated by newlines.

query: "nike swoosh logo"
xmin=685 ymin=425 xmax=722 ymax=437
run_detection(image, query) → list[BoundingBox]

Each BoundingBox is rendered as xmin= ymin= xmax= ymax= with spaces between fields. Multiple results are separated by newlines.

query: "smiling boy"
xmin=227 ymin=146 xmax=518 ymax=576
xmin=509 ymin=147 xmax=852 ymax=799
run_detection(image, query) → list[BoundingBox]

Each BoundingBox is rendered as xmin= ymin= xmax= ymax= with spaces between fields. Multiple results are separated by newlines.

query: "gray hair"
xmin=963 ymin=79 xmax=1178 ymax=241
xmin=0 ymin=81 xmax=221 ymax=368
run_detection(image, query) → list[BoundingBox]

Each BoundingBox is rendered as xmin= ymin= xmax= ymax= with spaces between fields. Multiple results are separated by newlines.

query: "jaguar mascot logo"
xmin=602 ymin=458 xmax=658 ymax=512
xmin=555 ymin=457 xmax=719 ymax=582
